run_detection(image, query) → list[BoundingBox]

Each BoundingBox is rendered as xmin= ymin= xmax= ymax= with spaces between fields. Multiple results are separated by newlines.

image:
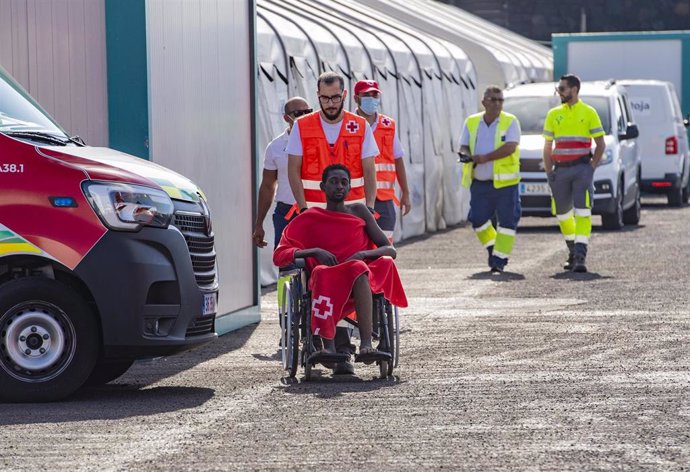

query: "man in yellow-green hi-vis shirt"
xmin=460 ymin=85 xmax=522 ymax=274
xmin=543 ymin=74 xmax=606 ymax=273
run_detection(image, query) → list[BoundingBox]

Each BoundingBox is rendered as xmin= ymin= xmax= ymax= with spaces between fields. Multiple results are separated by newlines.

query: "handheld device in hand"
xmin=457 ymin=152 xmax=472 ymax=163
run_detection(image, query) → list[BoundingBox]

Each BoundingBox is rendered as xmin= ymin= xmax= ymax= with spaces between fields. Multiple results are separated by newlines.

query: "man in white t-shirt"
xmin=285 ymin=71 xmax=378 ymax=212
xmin=252 ymin=97 xmax=312 ymax=249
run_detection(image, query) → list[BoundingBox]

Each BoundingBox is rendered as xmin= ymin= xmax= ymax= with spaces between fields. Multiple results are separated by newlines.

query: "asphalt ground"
xmin=2 ymin=195 xmax=689 ymax=471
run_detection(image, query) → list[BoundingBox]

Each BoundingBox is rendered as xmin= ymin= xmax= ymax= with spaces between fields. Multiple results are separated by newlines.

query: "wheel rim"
xmin=1 ymin=301 xmax=76 ymax=382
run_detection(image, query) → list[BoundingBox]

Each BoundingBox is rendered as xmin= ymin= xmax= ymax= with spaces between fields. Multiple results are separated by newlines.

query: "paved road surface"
xmin=2 ymin=196 xmax=689 ymax=470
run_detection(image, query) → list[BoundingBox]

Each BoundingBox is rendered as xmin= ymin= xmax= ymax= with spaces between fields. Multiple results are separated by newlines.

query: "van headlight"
xmin=598 ymin=149 xmax=614 ymax=165
xmin=82 ymin=182 xmax=174 ymax=231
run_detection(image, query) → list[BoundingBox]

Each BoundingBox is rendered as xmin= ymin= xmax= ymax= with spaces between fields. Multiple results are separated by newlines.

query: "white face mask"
xmin=360 ymin=96 xmax=380 ymax=115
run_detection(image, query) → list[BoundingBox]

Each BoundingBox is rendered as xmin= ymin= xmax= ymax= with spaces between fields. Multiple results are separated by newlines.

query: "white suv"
xmin=503 ymin=81 xmax=642 ymax=229
xmin=619 ymin=80 xmax=690 ymax=207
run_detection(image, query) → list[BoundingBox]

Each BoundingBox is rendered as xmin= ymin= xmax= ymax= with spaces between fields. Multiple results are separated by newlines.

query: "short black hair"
xmin=560 ymin=74 xmax=581 ymax=91
xmin=317 ymin=71 xmax=345 ymax=92
xmin=322 ymin=163 xmax=350 ymax=183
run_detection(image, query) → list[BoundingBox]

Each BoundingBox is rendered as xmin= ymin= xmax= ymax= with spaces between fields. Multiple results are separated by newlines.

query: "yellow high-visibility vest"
xmin=461 ymin=111 xmax=520 ymax=189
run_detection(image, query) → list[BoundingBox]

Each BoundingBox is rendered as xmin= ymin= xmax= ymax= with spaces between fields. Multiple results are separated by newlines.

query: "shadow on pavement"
xmin=640 ymin=198 xmax=685 ymax=210
xmin=515 ymin=224 xmax=561 ymax=234
xmin=278 ymin=373 xmax=404 ymax=399
xmin=550 ymin=271 xmax=613 ymax=281
xmin=469 ymin=271 xmax=525 ymax=281
xmin=598 ymin=224 xmax=645 ymax=233
xmin=0 ymin=385 xmax=215 ymax=426
xmin=252 ymin=350 xmax=281 ymax=362
xmin=114 ymin=322 xmax=259 ymax=387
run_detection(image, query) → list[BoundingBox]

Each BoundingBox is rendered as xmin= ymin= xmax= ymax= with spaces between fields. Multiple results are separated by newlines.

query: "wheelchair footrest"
xmin=354 ymin=350 xmax=392 ymax=364
xmin=307 ymin=351 xmax=350 ymax=366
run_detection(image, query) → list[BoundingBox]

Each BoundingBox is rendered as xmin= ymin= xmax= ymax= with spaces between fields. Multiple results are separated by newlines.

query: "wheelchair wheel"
xmin=379 ymin=359 xmax=389 ymax=379
xmin=393 ymin=305 xmax=400 ymax=369
xmin=304 ymin=357 xmax=313 ymax=381
xmin=384 ymin=303 xmax=400 ymax=376
xmin=376 ymin=297 xmax=390 ymax=379
xmin=303 ymin=292 xmax=313 ymax=381
xmin=280 ymin=279 xmax=300 ymax=377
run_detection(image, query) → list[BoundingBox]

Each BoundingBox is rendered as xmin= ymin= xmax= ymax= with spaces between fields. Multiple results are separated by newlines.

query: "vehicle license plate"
xmin=202 ymin=292 xmax=218 ymax=316
xmin=519 ymin=182 xmax=551 ymax=195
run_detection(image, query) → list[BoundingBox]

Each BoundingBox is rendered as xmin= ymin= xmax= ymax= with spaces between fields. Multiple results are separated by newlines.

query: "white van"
xmin=618 ymin=80 xmax=690 ymax=206
xmin=503 ymin=81 xmax=642 ymax=230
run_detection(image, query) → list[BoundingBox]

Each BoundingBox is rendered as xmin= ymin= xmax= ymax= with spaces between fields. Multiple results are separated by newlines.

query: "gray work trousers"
xmin=547 ymin=162 xmax=594 ymax=214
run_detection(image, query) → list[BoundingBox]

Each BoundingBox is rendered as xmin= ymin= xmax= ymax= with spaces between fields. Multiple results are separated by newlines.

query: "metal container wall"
xmin=0 ymin=0 xmax=108 ymax=146
xmin=146 ymin=0 xmax=255 ymax=316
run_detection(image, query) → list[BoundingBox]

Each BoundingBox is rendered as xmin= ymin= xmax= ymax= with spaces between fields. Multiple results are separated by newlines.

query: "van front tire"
xmin=601 ymin=185 xmax=624 ymax=230
xmin=623 ymin=182 xmax=641 ymax=225
xmin=0 ymin=278 xmax=99 ymax=403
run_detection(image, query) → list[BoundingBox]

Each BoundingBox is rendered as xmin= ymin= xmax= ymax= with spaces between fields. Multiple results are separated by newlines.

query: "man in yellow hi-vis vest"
xmin=460 ymin=85 xmax=521 ymax=274
xmin=543 ymin=74 xmax=606 ymax=273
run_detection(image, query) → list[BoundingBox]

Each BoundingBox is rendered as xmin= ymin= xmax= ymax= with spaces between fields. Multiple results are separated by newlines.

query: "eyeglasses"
xmin=485 ymin=97 xmax=504 ymax=102
xmin=556 ymin=86 xmax=569 ymax=92
xmin=289 ymin=108 xmax=313 ymax=118
xmin=319 ymin=94 xmax=343 ymax=104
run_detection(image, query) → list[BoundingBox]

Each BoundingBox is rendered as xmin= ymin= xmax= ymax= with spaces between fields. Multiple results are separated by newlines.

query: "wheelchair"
xmin=278 ymin=261 xmax=400 ymax=380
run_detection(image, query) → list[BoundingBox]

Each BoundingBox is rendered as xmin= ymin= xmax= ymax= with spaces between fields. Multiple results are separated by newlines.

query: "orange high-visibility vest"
xmin=373 ymin=114 xmax=398 ymax=204
xmin=298 ymin=110 xmax=367 ymax=208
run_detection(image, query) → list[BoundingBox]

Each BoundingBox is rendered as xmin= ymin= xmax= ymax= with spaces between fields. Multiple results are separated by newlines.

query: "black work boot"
xmin=572 ymin=254 xmax=587 ymax=273
xmin=572 ymin=243 xmax=588 ymax=273
xmin=487 ymin=245 xmax=494 ymax=269
xmin=563 ymin=241 xmax=575 ymax=270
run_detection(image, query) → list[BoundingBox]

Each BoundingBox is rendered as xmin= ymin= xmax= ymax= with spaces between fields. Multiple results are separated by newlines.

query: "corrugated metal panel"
xmin=146 ymin=0 xmax=255 ymax=315
xmin=0 ymin=0 xmax=108 ymax=145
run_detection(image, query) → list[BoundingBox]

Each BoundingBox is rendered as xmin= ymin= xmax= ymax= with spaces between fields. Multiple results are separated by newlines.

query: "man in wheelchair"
xmin=273 ymin=164 xmax=408 ymax=364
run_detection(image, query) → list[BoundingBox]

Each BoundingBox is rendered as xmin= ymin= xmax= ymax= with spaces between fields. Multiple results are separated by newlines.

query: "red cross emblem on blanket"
xmin=345 ymin=120 xmax=359 ymax=134
xmin=312 ymin=295 xmax=334 ymax=320
xmin=381 ymin=117 xmax=391 ymax=127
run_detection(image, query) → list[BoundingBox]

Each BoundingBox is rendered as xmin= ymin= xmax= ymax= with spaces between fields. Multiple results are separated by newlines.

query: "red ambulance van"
xmin=0 ymin=66 xmax=218 ymax=402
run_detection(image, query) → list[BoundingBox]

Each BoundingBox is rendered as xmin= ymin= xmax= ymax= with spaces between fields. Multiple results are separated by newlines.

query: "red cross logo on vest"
xmin=312 ymin=295 xmax=334 ymax=320
xmin=345 ymin=120 xmax=359 ymax=134
xmin=381 ymin=117 xmax=391 ymax=127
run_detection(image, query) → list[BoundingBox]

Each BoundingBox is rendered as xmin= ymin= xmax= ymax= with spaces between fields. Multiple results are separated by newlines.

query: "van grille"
xmin=521 ymin=159 xmax=544 ymax=173
xmin=186 ymin=315 xmax=215 ymax=337
xmin=172 ymin=213 xmax=217 ymax=289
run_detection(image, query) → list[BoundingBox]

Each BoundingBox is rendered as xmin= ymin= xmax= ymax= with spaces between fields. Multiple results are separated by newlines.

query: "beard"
xmin=560 ymin=93 xmax=573 ymax=103
xmin=321 ymin=100 xmax=345 ymax=121
xmin=329 ymin=192 xmax=346 ymax=203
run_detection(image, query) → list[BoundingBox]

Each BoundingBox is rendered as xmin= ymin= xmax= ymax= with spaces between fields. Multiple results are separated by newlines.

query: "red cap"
xmin=354 ymin=79 xmax=381 ymax=96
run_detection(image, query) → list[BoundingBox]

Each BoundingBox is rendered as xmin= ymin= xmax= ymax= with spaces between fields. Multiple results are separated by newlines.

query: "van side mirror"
xmin=619 ymin=123 xmax=639 ymax=140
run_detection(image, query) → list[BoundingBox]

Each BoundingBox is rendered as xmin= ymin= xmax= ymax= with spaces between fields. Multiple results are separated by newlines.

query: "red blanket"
xmin=273 ymin=208 xmax=407 ymax=339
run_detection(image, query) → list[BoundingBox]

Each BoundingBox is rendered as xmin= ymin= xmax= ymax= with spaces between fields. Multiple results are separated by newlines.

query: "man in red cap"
xmin=354 ymin=79 xmax=411 ymax=241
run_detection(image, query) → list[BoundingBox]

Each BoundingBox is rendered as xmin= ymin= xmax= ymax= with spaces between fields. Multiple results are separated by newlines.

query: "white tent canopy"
xmin=255 ymin=0 xmax=549 ymax=285
xmin=358 ymin=0 xmax=552 ymax=96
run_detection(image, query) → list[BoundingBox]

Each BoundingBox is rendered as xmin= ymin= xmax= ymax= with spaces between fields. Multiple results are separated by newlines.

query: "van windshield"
xmin=503 ymin=95 xmax=611 ymax=135
xmin=0 ymin=67 xmax=67 ymax=137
